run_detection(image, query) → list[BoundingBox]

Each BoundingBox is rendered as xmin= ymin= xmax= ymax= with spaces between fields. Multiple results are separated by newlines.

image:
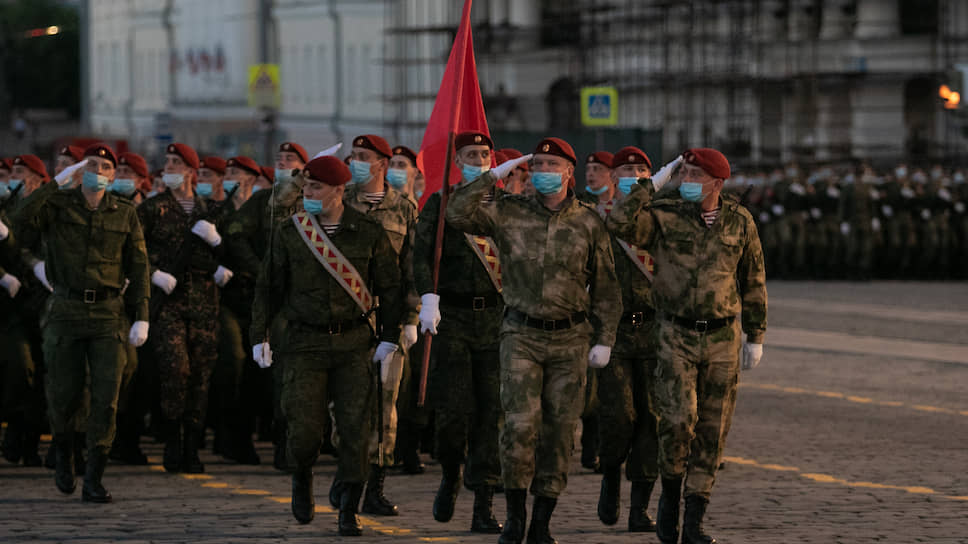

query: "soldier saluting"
xmin=606 ymin=148 xmax=767 ymax=544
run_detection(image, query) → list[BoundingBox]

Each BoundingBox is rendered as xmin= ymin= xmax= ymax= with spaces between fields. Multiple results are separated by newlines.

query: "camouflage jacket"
xmin=446 ymin=171 xmax=622 ymax=347
xmin=606 ymin=179 xmax=767 ymax=344
xmin=21 ymin=184 xmax=150 ymax=323
xmin=344 ymin=182 xmax=419 ymax=325
xmin=250 ymin=205 xmax=403 ymax=352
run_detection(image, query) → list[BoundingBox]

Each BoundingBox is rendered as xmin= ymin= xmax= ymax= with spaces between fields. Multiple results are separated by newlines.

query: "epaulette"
xmin=651 ymin=197 xmax=681 ymax=209
xmin=721 ymin=191 xmax=741 ymax=204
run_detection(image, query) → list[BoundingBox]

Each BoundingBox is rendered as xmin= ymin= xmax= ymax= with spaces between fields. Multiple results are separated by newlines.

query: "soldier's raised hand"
xmin=54 ymin=159 xmax=89 ymax=187
xmin=492 ymin=154 xmax=533 ymax=180
xmin=650 ymin=155 xmax=683 ymax=190
xmin=151 ymin=270 xmax=178 ymax=295
xmin=191 ymin=220 xmax=222 ymax=247
xmin=588 ymin=345 xmax=612 ymax=369
xmin=128 ymin=321 xmax=149 ymax=347
xmin=0 ymin=273 xmax=21 ymax=298
xmin=418 ymin=293 xmax=441 ymax=335
xmin=253 ymin=342 xmax=273 ymax=369
xmin=313 ymin=142 xmax=342 ymax=159
xmin=32 ymin=261 xmax=53 ymax=292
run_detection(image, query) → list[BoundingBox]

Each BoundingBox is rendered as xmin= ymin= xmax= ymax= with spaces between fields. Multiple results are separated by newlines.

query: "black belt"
xmin=294 ymin=315 xmax=369 ymax=335
xmin=621 ymin=308 xmax=656 ymax=326
xmin=505 ymin=308 xmax=586 ymax=331
xmin=55 ymin=286 xmax=121 ymax=304
xmin=438 ymin=291 xmax=502 ymax=311
xmin=664 ymin=313 xmax=734 ymax=333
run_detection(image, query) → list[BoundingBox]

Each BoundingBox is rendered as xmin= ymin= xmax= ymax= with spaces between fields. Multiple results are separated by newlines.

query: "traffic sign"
xmin=581 ymin=86 xmax=618 ymax=127
xmin=248 ymin=64 xmax=281 ymax=108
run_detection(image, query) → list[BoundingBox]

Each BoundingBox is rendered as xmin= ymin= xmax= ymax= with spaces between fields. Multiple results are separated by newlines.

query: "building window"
xmin=900 ymin=0 xmax=938 ymax=35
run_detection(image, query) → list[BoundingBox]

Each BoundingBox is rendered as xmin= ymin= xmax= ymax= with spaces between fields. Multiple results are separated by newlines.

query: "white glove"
xmin=54 ymin=159 xmax=89 ymax=187
xmin=128 ymin=321 xmax=149 ymax=347
xmin=840 ymin=222 xmax=851 ymax=235
xmin=810 ymin=207 xmax=821 ymax=220
xmin=0 ymin=218 xmax=8 ymax=241
xmin=742 ymin=342 xmax=764 ymax=370
xmin=418 ymin=293 xmax=441 ymax=335
xmin=0 ymin=273 xmax=21 ymax=298
xmin=588 ymin=345 xmax=612 ymax=369
xmin=32 ymin=261 xmax=53 ymax=292
xmin=253 ymin=342 xmax=273 ymax=369
xmin=191 ymin=220 xmax=222 ymax=247
xmin=492 ymin=154 xmax=533 ymax=179
xmin=651 ymin=155 xmax=683 ymax=190
xmin=401 ymin=324 xmax=418 ymax=350
xmin=920 ymin=209 xmax=931 ymax=220
xmin=213 ymin=265 xmax=234 ymax=287
xmin=151 ymin=270 xmax=177 ymax=295
xmin=373 ymin=341 xmax=399 ymax=383
xmin=871 ymin=217 xmax=881 ymax=232
xmin=312 ymin=142 xmax=343 ymax=159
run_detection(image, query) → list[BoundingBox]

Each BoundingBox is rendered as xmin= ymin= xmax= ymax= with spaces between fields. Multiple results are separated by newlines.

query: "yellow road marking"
xmin=233 ymin=488 xmax=271 ymax=495
xmin=741 ymin=383 xmax=966 ymax=417
xmin=725 ymin=456 xmax=965 ymax=500
xmin=180 ymin=474 xmax=213 ymax=480
xmin=202 ymin=482 xmax=231 ymax=489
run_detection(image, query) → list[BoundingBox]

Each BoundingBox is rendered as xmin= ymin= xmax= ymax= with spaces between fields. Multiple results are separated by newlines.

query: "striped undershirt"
xmin=701 ymin=207 xmax=720 ymax=227
xmin=177 ymin=198 xmax=194 ymax=214
xmin=321 ymin=223 xmax=339 ymax=236
xmin=364 ymin=192 xmax=385 ymax=204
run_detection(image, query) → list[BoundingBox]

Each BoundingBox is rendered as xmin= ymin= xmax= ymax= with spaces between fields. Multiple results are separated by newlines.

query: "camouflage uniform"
xmin=446 ymin=171 xmax=622 ymax=498
xmin=249 ymin=205 xmax=403 ymax=483
xmin=343 ymin=182 xmax=419 ymax=467
xmin=840 ymin=182 xmax=879 ymax=280
xmin=606 ymin=180 xmax=767 ymax=500
xmin=414 ymin=190 xmax=503 ymax=490
xmin=137 ymin=191 xmax=223 ymax=429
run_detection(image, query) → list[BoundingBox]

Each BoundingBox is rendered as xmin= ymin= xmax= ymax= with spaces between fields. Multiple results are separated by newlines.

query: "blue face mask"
xmin=109 ymin=178 xmax=137 ymax=196
xmin=8 ymin=179 xmax=23 ymax=191
xmin=679 ymin=182 xmax=705 ymax=202
xmin=350 ymin=160 xmax=373 ymax=185
xmin=196 ymin=182 xmax=214 ymax=198
xmin=82 ymin=170 xmax=110 ymax=191
xmin=531 ymin=172 xmax=563 ymax=195
xmin=222 ymin=180 xmax=239 ymax=193
xmin=274 ymin=168 xmax=294 ymax=184
xmin=0 ymin=182 xmax=9 ymax=199
xmin=586 ymin=184 xmax=609 ymax=196
xmin=386 ymin=168 xmax=408 ymax=189
xmin=461 ymin=164 xmax=488 ymax=182
xmin=162 ymin=173 xmax=184 ymax=189
xmin=303 ymin=197 xmax=324 ymax=215
xmin=618 ymin=177 xmax=639 ymax=195
xmin=415 ymin=189 xmax=423 ymax=199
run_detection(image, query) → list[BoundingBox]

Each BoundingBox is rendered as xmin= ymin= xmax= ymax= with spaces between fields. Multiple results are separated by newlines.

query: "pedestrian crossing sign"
xmin=248 ymin=64 xmax=281 ymax=108
xmin=581 ymin=86 xmax=618 ymax=126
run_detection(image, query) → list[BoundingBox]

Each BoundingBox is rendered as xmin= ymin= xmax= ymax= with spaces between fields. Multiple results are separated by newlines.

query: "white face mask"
xmin=163 ymin=173 xmax=185 ymax=189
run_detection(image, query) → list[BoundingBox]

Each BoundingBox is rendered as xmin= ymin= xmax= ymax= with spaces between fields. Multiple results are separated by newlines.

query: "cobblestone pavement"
xmin=2 ymin=281 xmax=967 ymax=543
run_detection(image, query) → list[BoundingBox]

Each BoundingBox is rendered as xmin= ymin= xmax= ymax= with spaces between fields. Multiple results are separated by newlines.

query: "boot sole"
xmin=56 ymin=481 xmax=77 ymax=494
xmin=82 ymin=493 xmax=113 ymax=503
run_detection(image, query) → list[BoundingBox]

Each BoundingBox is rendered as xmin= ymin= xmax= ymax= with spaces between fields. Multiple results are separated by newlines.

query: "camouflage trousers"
xmin=153 ymin=306 xmax=219 ymax=427
xmin=653 ymin=317 xmax=741 ymax=499
xmin=0 ymin=320 xmax=46 ymax=427
xmin=43 ymin=318 xmax=126 ymax=455
xmin=283 ymin=348 xmax=374 ymax=483
xmin=369 ymin=340 xmax=404 ymax=467
xmin=499 ymin=318 xmax=591 ymax=498
xmin=429 ymin=307 xmax=503 ymax=490
xmin=597 ymin=321 xmax=659 ymax=482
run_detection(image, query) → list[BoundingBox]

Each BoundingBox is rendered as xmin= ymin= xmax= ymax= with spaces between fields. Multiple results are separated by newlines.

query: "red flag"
xmin=416 ymin=0 xmax=489 ymax=209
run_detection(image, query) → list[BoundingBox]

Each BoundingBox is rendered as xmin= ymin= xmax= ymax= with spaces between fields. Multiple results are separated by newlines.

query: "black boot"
xmin=53 ymin=434 xmax=76 ymax=494
xmin=681 ymin=495 xmax=716 ymax=544
xmin=362 ymin=464 xmax=398 ymax=515
xmin=338 ymin=482 xmax=365 ymax=536
xmin=21 ymin=427 xmax=42 ymax=466
xmin=329 ymin=477 xmax=344 ymax=509
xmin=526 ymin=495 xmax=558 ymax=544
xmin=656 ymin=477 xmax=683 ymax=544
xmin=182 ymin=424 xmax=205 ymax=473
xmin=162 ymin=420 xmax=182 ymax=473
xmin=597 ymin=465 xmax=621 ymax=525
xmin=112 ymin=418 xmax=148 ymax=465
xmin=432 ymin=463 xmax=461 ymax=522
xmin=291 ymin=466 xmax=314 ymax=524
xmin=580 ymin=415 xmax=599 ymax=472
xmin=44 ymin=443 xmax=57 ymax=469
xmin=73 ymin=433 xmax=87 ymax=475
xmin=498 ymin=489 xmax=527 ymax=544
xmin=81 ymin=451 xmax=112 ymax=503
xmin=1 ymin=415 xmax=23 ymax=463
xmin=272 ymin=421 xmax=289 ymax=472
xmin=628 ymin=480 xmax=656 ymax=532
xmin=470 ymin=485 xmax=502 ymax=533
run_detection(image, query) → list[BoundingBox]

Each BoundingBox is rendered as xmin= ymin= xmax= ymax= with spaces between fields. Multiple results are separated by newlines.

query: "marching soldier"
xmin=197 ymin=156 xmax=227 ymax=202
xmin=20 ymin=143 xmax=150 ymax=501
xmin=446 ymin=137 xmax=622 ymax=544
xmin=415 ymin=131 xmax=504 ymax=533
xmin=607 ymin=148 xmax=767 ymax=544
xmin=594 ymin=146 xmax=661 ymax=533
xmin=250 ymin=156 xmax=403 ymax=536
xmin=341 ymin=134 xmax=419 ymax=516
xmin=52 ymin=145 xmax=84 ymax=189
xmin=138 ymin=142 xmax=231 ymax=474
xmin=387 ymin=145 xmax=420 ymax=204
xmin=580 ymin=151 xmax=615 ymax=205
xmin=109 ymin=152 xmax=152 ymax=205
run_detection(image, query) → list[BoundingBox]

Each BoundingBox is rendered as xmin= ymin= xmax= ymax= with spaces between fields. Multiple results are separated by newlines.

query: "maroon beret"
xmin=13 ymin=154 xmax=49 ymax=179
xmin=278 ymin=142 xmax=308 ymax=164
xmin=83 ymin=143 xmax=118 ymax=167
xmin=612 ymin=146 xmax=652 ymax=170
xmin=0 ymin=158 xmax=12 ymax=172
xmin=304 ymin=156 xmax=352 ymax=186
xmin=534 ymin=137 xmax=576 ymax=165
xmin=494 ymin=150 xmax=510 ymax=166
xmin=118 ymin=152 xmax=150 ymax=178
xmin=59 ymin=145 xmax=84 ymax=162
xmin=165 ymin=143 xmax=199 ymax=170
xmin=351 ymin=134 xmax=392 ymax=159
xmin=199 ymin=156 xmax=226 ymax=175
xmin=226 ymin=156 xmax=261 ymax=177
xmin=260 ymin=165 xmax=275 ymax=181
xmin=586 ymin=151 xmax=614 ymax=168
xmin=455 ymin=131 xmax=493 ymax=151
xmin=392 ymin=145 xmax=418 ymax=167
xmin=683 ymin=148 xmax=730 ymax=179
